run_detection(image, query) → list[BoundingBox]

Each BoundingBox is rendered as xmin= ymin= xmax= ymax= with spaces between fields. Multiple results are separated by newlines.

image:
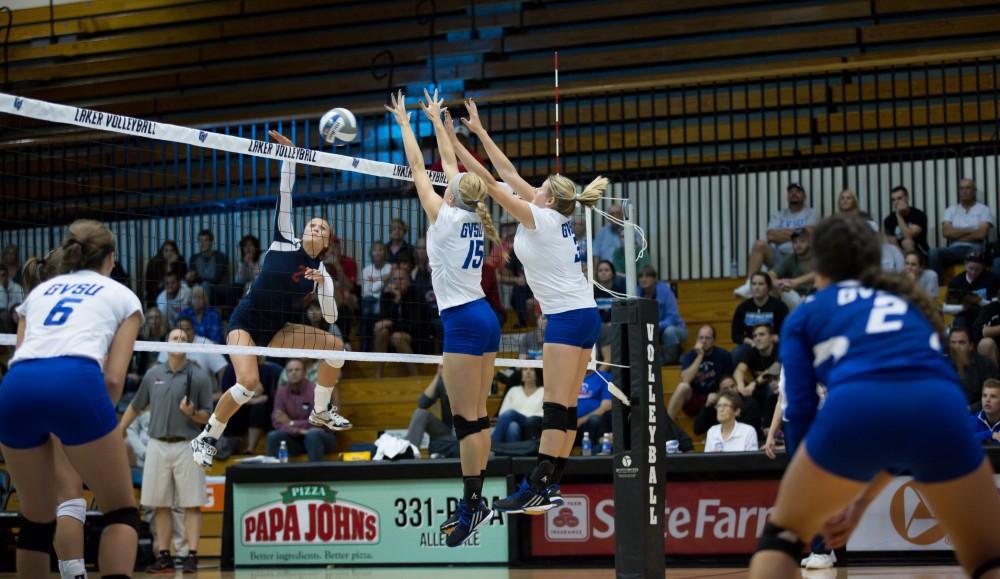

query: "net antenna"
xmin=554 ymin=51 xmax=560 ymax=174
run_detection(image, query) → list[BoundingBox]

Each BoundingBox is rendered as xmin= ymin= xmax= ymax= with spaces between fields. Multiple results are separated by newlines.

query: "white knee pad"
xmin=229 ymin=383 xmax=255 ymax=405
xmin=324 ymin=357 xmax=344 ymax=369
xmin=56 ymin=498 xmax=87 ymax=524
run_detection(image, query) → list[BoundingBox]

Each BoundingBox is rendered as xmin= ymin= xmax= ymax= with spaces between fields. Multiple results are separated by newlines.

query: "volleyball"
xmin=319 ymin=107 xmax=358 ymax=145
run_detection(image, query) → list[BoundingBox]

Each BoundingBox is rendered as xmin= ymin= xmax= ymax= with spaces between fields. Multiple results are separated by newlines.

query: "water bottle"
xmin=278 ymin=441 xmax=288 ymax=464
xmin=599 ymin=433 xmax=613 ymax=455
xmin=581 ymin=432 xmax=593 ymax=456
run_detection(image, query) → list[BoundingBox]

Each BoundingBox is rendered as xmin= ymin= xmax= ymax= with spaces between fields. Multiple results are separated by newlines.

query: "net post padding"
xmin=610 ymin=298 xmax=665 ymax=578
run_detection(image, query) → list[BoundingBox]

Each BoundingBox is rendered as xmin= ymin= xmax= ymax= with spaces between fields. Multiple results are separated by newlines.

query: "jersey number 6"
xmin=43 ymin=297 xmax=83 ymax=326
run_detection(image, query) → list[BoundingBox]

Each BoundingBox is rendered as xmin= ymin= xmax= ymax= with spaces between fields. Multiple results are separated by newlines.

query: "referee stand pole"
xmin=610 ymin=298 xmax=666 ymax=579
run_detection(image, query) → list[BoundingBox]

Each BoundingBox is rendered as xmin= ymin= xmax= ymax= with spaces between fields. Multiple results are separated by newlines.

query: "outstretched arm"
xmin=420 ymin=88 xmax=459 ymax=181
xmin=461 ymin=99 xmax=537 ymax=202
xmin=443 ymin=111 xmax=536 ymax=229
xmin=386 ymin=90 xmax=442 ymax=223
xmin=268 ymin=130 xmax=298 ymax=248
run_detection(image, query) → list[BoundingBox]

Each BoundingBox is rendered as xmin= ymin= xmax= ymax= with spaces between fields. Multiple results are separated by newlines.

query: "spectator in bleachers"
xmin=883 ymin=185 xmax=929 ymax=255
xmin=374 ymin=265 xmax=421 ymax=378
xmin=411 ymin=236 xmax=434 ymax=307
xmin=593 ymin=204 xmax=624 ymax=262
xmin=945 ymin=251 xmax=998 ymax=331
xmin=492 ymin=367 xmax=544 ymax=443
xmin=186 ymin=229 xmax=228 ymax=307
xmin=301 ymin=300 xmax=341 ymax=339
xmin=971 ymin=379 xmax=1000 ymax=446
xmin=612 ymin=227 xmax=650 ymax=281
xmin=178 ymin=286 xmax=223 ymax=345
xmin=949 ymin=327 xmax=998 ymax=412
xmin=1 ymin=245 xmax=21 ymax=285
xmin=324 ymin=233 xmax=358 ymax=340
xmin=931 ymin=178 xmax=994 ymax=274
xmin=487 ymin=222 xmax=517 ymax=309
xmin=595 ymin=260 xmax=626 ymax=363
xmin=111 ymin=259 xmax=131 ymax=291
xmin=234 ymin=234 xmax=262 ymax=296
xmin=667 ymin=325 xmax=733 ymax=420
xmin=974 ymin=287 xmax=1000 ymax=368
xmin=731 ymin=272 xmax=788 ymax=364
xmin=135 ymin=306 xmax=168 ymax=376
xmin=704 ymin=391 xmax=759 ymax=453
xmin=481 ymin=252 xmax=504 ymax=325
xmin=0 ymin=264 xmax=25 ymax=334
xmin=694 ymin=375 xmax=762 ymax=442
xmin=429 ymin=121 xmax=487 ymax=173
xmin=386 ymin=218 xmax=414 ymax=265
xmin=519 ymin=309 xmax=545 ymax=360
xmin=411 ymin=237 xmax=442 ymax=348
xmin=638 ymin=265 xmax=686 ymax=364
xmin=577 ymin=369 xmax=614 ymax=447
xmin=361 ymin=241 xmax=391 ymax=351
xmin=770 ymin=228 xmax=814 ymax=310
xmin=405 ymin=365 xmax=459 ymax=459
xmin=156 ymin=316 xmax=227 ymax=387
xmin=735 ymin=324 xmax=781 ymax=426
xmin=267 ymin=359 xmax=336 ymax=462
xmin=144 ymin=240 xmax=187 ymax=305
xmin=881 ymin=234 xmax=905 ymax=273
xmin=837 ymin=188 xmax=874 ymax=224
xmin=904 ymin=250 xmax=939 ymax=299
xmin=508 ymin=250 xmax=538 ymax=328
xmin=837 ymin=188 xmax=905 ymax=272
xmin=574 ymin=216 xmax=588 ymax=266
xmin=156 ymin=270 xmax=191 ymax=329
xmin=734 ymin=182 xmax=819 ymax=298
xmin=120 ymin=328 xmax=213 ymax=575
xmin=220 ymin=357 xmax=282 ymax=454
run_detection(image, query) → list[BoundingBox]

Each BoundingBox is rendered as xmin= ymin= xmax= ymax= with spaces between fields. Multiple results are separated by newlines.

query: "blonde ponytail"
xmin=577 ymin=176 xmax=609 ymax=209
xmin=476 ymin=201 xmax=501 ymax=245
xmin=547 ymin=174 xmax=609 ymax=216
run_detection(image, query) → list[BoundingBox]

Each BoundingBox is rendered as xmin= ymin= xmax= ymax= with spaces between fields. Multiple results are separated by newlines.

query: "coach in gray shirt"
xmin=120 ymin=328 xmax=213 ymax=574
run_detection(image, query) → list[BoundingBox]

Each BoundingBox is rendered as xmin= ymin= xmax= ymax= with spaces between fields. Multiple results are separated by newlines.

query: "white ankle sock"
xmin=58 ymin=558 xmax=86 ymax=579
xmin=207 ymin=415 xmax=227 ymax=439
xmin=314 ymin=384 xmax=334 ymax=412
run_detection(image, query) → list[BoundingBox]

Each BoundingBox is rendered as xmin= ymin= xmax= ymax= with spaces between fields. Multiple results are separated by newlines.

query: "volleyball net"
xmin=0 ymin=92 xmax=639 ymax=372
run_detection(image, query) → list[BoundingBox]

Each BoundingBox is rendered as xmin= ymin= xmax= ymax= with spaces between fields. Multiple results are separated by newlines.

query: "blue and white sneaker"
xmin=493 ymin=478 xmax=558 ymax=515
xmin=543 ymin=484 xmax=565 ymax=510
xmin=445 ymin=498 xmax=494 ymax=547
xmin=190 ymin=431 xmax=217 ymax=469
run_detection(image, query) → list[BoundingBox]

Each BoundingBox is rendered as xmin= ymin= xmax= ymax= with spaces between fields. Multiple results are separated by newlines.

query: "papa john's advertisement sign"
xmin=233 ymin=479 xmax=508 ymax=566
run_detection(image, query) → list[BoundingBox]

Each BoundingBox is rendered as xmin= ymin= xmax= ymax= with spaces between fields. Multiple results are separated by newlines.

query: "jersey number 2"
xmin=43 ymin=297 xmax=83 ymax=326
xmin=462 ymin=239 xmax=484 ymax=269
xmin=865 ymin=294 xmax=907 ymax=334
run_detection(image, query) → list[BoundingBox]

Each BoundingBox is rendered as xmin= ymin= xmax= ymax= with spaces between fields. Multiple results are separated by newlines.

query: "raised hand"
xmin=303 ymin=268 xmax=325 ymax=283
xmin=384 ymin=90 xmax=411 ymax=127
xmin=419 ymin=87 xmax=445 ymax=123
xmin=269 ymin=130 xmax=294 ymax=147
xmin=461 ymin=98 xmax=484 ymax=134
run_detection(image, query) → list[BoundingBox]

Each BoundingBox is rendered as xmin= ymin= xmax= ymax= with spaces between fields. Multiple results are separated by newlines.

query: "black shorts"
xmin=228 ymin=298 xmax=288 ymax=347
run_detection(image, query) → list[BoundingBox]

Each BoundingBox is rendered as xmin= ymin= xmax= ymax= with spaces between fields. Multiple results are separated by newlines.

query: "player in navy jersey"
xmin=447 ymin=100 xmax=608 ymax=515
xmin=191 ymin=131 xmax=349 ymax=469
xmin=750 ymin=214 xmax=1000 ymax=579
xmin=0 ymin=220 xmax=143 ymax=579
xmin=386 ymin=90 xmax=501 ymax=546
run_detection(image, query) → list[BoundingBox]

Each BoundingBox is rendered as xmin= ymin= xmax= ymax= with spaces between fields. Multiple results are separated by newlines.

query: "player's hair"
xmin=455 ymin=173 xmax=501 ymax=245
xmin=750 ymin=271 xmax=772 ymax=288
xmin=23 ymin=220 xmax=114 ymax=291
xmin=813 ymin=214 xmax=946 ymax=342
xmin=718 ymin=391 xmax=743 ymax=414
xmin=547 ymin=174 xmax=608 ymax=217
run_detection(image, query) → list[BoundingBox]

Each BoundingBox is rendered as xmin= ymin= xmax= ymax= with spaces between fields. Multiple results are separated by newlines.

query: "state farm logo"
xmin=545 ymin=495 xmax=589 ymax=542
xmin=242 ymin=484 xmax=379 ymax=545
xmin=889 ymin=481 xmax=945 ymax=546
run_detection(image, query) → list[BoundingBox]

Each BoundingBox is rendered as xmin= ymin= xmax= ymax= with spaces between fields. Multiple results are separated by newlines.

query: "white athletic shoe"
xmin=309 ymin=407 xmax=353 ymax=431
xmin=804 ymin=552 xmax=836 ymax=569
xmin=800 ymin=554 xmax=814 ymax=567
xmin=190 ymin=432 xmax=218 ymax=469
xmin=800 ymin=570 xmax=837 ymax=579
xmin=733 ymin=278 xmax=752 ymax=298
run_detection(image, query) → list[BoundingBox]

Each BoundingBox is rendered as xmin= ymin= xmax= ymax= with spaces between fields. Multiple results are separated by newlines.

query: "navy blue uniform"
xmin=781 ymin=281 xmax=983 ymax=483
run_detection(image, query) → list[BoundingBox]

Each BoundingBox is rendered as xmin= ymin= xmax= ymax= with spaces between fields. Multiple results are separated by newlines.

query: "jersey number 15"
xmin=462 ymin=239 xmax=484 ymax=269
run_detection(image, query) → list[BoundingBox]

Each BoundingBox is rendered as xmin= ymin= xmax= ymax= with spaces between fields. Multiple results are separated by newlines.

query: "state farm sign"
xmin=531 ymin=481 xmax=779 ymax=555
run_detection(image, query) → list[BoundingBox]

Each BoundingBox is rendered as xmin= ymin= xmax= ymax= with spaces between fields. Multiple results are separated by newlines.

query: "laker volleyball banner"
xmin=233 ymin=479 xmax=508 ymax=565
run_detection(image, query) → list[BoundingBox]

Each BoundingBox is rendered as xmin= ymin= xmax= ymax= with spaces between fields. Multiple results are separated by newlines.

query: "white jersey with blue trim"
xmin=513 ymin=204 xmax=595 ymax=315
xmin=12 ymin=269 xmax=142 ymax=369
xmin=427 ymin=203 xmax=486 ymax=311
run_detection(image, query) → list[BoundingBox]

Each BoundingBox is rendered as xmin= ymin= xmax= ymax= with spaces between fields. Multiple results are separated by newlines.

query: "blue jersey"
xmin=781 ymin=281 xmax=957 ymax=440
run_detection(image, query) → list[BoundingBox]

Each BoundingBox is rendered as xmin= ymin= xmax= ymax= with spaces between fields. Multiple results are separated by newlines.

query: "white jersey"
xmin=513 ymin=204 xmax=596 ymax=315
xmin=427 ymin=203 xmax=487 ymax=311
xmin=12 ymin=269 xmax=143 ymax=369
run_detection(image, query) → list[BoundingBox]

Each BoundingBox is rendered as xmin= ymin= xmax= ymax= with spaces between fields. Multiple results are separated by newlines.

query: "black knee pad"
xmin=477 ymin=417 xmax=489 ymax=432
xmin=566 ymin=406 xmax=578 ymax=431
xmin=16 ymin=518 xmax=55 ymax=553
xmin=755 ymin=522 xmax=804 ymax=561
xmin=542 ymin=402 xmax=568 ymax=432
xmin=102 ymin=506 xmax=140 ymax=533
xmin=973 ymin=557 xmax=1000 ymax=579
xmin=452 ymin=415 xmax=481 ymax=441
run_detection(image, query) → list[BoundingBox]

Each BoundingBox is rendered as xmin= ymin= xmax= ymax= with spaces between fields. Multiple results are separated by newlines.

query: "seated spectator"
xmin=904 ymin=250 xmax=939 ymax=299
xmin=931 ymin=178 xmax=994 ymax=274
xmin=481 ymin=252 xmax=504 ymax=325
xmin=186 ymin=229 xmax=228 ymax=307
xmin=667 ymin=325 xmax=733 ymax=420
xmin=971 ymin=379 xmax=1000 ymax=446
xmin=233 ymin=234 xmax=262 ymax=298
xmin=301 ymin=301 xmax=339 ymax=338
xmin=945 ymin=251 xmax=998 ymax=331
xmin=360 ymin=241 xmax=391 ymax=351
xmin=881 ymin=234 xmax=905 ymax=273
xmin=404 ymin=365 xmax=459 ymax=458
xmin=949 ymin=327 xmax=998 ymax=412
xmin=178 ymin=286 xmax=224 ymax=344
xmin=976 ymin=287 xmax=1000 ymax=368
xmin=574 ymin=216 xmax=588 ymax=266
xmin=694 ymin=376 xmax=762 ymax=441
xmin=156 ymin=271 xmax=191 ymax=329
xmin=508 ymin=250 xmax=537 ymax=328
xmin=836 ymin=188 xmax=906 ymax=273
xmin=2 ymin=245 xmax=21 ymax=285
xmin=374 ymin=266 xmax=421 ymax=377
xmin=488 ymin=222 xmax=517 ymax=309
xmin=267 ymin=359 xmax=336 ymax=462
xmin=519 ymin=309 xmax=545 ymax=360
xmin=611 ymin=227 xmax=650 ymax=279
xmin=770 ymin=228 xmax=814 ymax=310
xmin=492 ymin=367 xmax=544 ymax=443
xmin=220 ymin=357 xmax=282 ymax=453
xmin=576 ymin=369 xmax=614 ymax=446
xmin=704 ymin=392 xmax=759 ymax=453
xmin=734 ymin=183 xmax=819 ymax=298
xmin=638 ymin=266 xmax=686 ymax=364
xmin=593 ymin=204 xmax=624 ymax=262
xmin=731 ymin=272 xmax=788 ymax=364
xmin=0 ymin=264 xmax=25 ymax=334
xmin=594 ymin=260 xmax=626 ymax=363
xmin=883 ymin=185 xmax=929 ymax=255
xmin=145 ymin=240 xmax=187 ymax=305
xmin=735 ymin=324 xmax=781 ymax=426
xmin=111 ymin=259 xmax=131 ymax=290
xmin=323 ymin=233 xmax=359 ymax=340
xmin=410 ymin=236 xmax=439 ymax=351
xmin=837 ymin=188 xmax=875 ymax=224
xmin=386 ymin=218 xmax=414 ymax=265
xmin=156 ymin=316 xmax=227 ymax=387
xmin=136 ymin=306 xmax=169 ymax=376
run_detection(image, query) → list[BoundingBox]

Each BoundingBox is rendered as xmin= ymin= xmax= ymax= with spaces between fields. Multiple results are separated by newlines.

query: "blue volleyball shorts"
xmin=441 ymin=298 xmax=501 ymax=356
